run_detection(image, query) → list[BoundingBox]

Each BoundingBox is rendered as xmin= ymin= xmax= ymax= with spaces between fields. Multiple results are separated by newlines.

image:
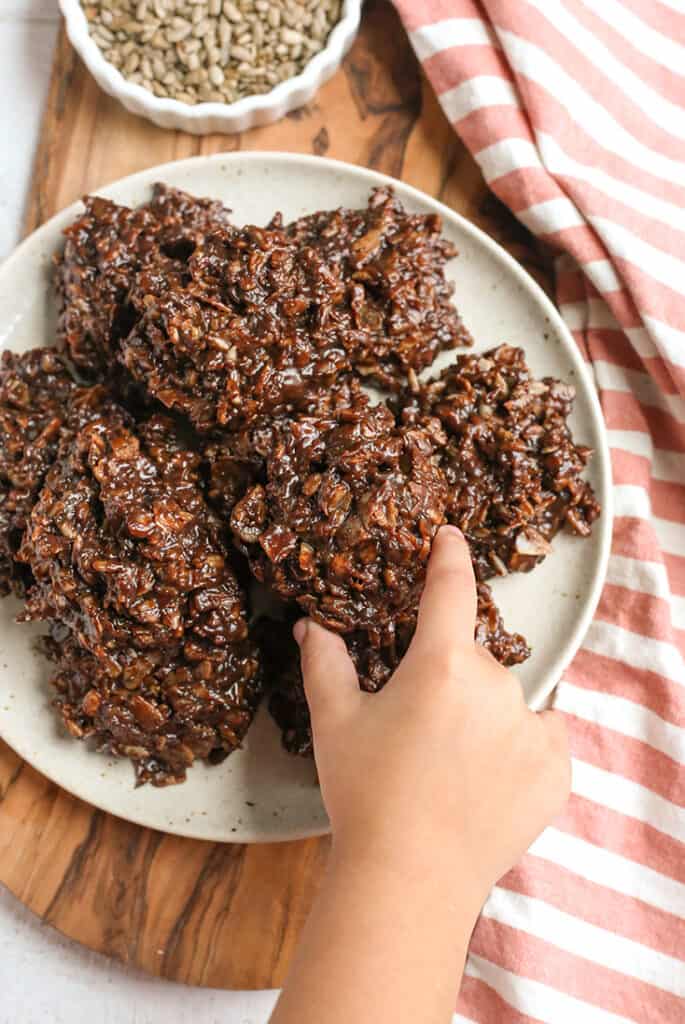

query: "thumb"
xmin=294 ymin=619 xmax=361 ymax=729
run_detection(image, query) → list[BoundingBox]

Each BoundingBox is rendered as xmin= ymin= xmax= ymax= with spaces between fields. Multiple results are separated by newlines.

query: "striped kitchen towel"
xmin=392 ymin=1 xmax=685 ymax=1021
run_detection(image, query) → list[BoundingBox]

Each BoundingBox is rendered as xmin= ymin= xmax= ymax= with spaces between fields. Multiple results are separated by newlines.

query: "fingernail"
xmin=439 ymin=524 xmax=463 ymax=540
xmin=293 ymin=618 xmax=309 ymax=646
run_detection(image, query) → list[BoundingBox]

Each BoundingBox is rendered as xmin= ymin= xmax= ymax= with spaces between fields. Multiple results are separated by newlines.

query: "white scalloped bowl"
xmin=59 ymin=0 xmax=361 ymax=134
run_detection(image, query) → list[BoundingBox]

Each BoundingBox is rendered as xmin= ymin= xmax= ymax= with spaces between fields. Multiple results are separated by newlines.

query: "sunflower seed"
xmin=223 ymin=0 xmax=242 ymax=22
xmin=228 ymin=44 xmax=250 ymax=62
xmin=280 ymin=27 xmax=302 ymax=45
xmin=124 ymin=51 xmax=140 ymax=73
xmin=208 ymin=63 xmax=224 ymax=85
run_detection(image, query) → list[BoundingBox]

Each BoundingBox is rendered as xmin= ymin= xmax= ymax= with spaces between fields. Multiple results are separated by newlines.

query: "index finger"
xmin=412 ymin=525 xmax=477 ymax=653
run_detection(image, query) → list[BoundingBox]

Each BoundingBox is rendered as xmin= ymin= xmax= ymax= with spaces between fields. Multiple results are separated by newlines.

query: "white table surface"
xmin=0 ymin=2 xmax=279 ymax=1019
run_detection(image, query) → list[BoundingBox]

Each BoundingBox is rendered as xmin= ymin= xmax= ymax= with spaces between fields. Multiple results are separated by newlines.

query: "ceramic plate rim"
xmin=0 ymin=152 xmax=612 ymax=841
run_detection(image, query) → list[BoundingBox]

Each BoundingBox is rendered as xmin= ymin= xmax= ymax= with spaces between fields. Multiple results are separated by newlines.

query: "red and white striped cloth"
xmin=392 ymin=1 xmax=685 ymax=1020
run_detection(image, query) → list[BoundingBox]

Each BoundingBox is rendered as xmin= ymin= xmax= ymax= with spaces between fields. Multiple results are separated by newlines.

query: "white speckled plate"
xmin=0 ymin=153 xmax=612 ymax=842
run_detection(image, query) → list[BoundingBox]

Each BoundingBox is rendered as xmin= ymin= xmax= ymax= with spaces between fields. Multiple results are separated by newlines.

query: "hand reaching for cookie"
xmin=270 ymin=525 xmax=570 ymax=1024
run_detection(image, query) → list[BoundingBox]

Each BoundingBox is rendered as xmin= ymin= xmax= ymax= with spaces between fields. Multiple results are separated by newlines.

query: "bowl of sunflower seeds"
xmin=60 ymin=0 xmax=361 ymax=133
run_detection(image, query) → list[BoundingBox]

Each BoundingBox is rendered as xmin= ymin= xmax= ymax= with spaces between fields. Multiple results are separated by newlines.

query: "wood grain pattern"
xmin=1 ymin=0 xmax=551 ymax=989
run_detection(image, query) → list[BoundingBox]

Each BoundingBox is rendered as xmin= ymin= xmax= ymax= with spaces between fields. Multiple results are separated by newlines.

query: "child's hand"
xmin=273 ymin=526 xmax=570 ymax=1024
xmin=294 ymin=525 xmax=571 ymax=898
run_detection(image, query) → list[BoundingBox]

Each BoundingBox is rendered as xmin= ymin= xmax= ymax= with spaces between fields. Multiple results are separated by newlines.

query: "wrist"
xmin=329 ymin=830 xmax=489 ymax=925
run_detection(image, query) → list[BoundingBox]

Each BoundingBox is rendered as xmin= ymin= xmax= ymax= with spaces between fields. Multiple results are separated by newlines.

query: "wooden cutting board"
xmin=0 ymin=0 xmax=551 ymax=990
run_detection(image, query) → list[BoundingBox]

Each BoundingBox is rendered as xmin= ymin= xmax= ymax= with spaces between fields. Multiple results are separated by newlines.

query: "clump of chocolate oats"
xmin=120 ymin=220 xmax=352 ymax=432
xmin=0 ymin=348 xmax=128 ymax=597
xmin=18 ymin=412 xmax=262 ymax=784
xmin=55 ymin=184 xmax=231 ymax=375
xmin=230 ymin=392 xmax=449 ymax=637
xmin=202 ymin=379 xmax=362 ymax=517
xmin=278 ymin=187 xmax=473 ymax=390
xmin=400 ymin=344 xmax=600 ymax=582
